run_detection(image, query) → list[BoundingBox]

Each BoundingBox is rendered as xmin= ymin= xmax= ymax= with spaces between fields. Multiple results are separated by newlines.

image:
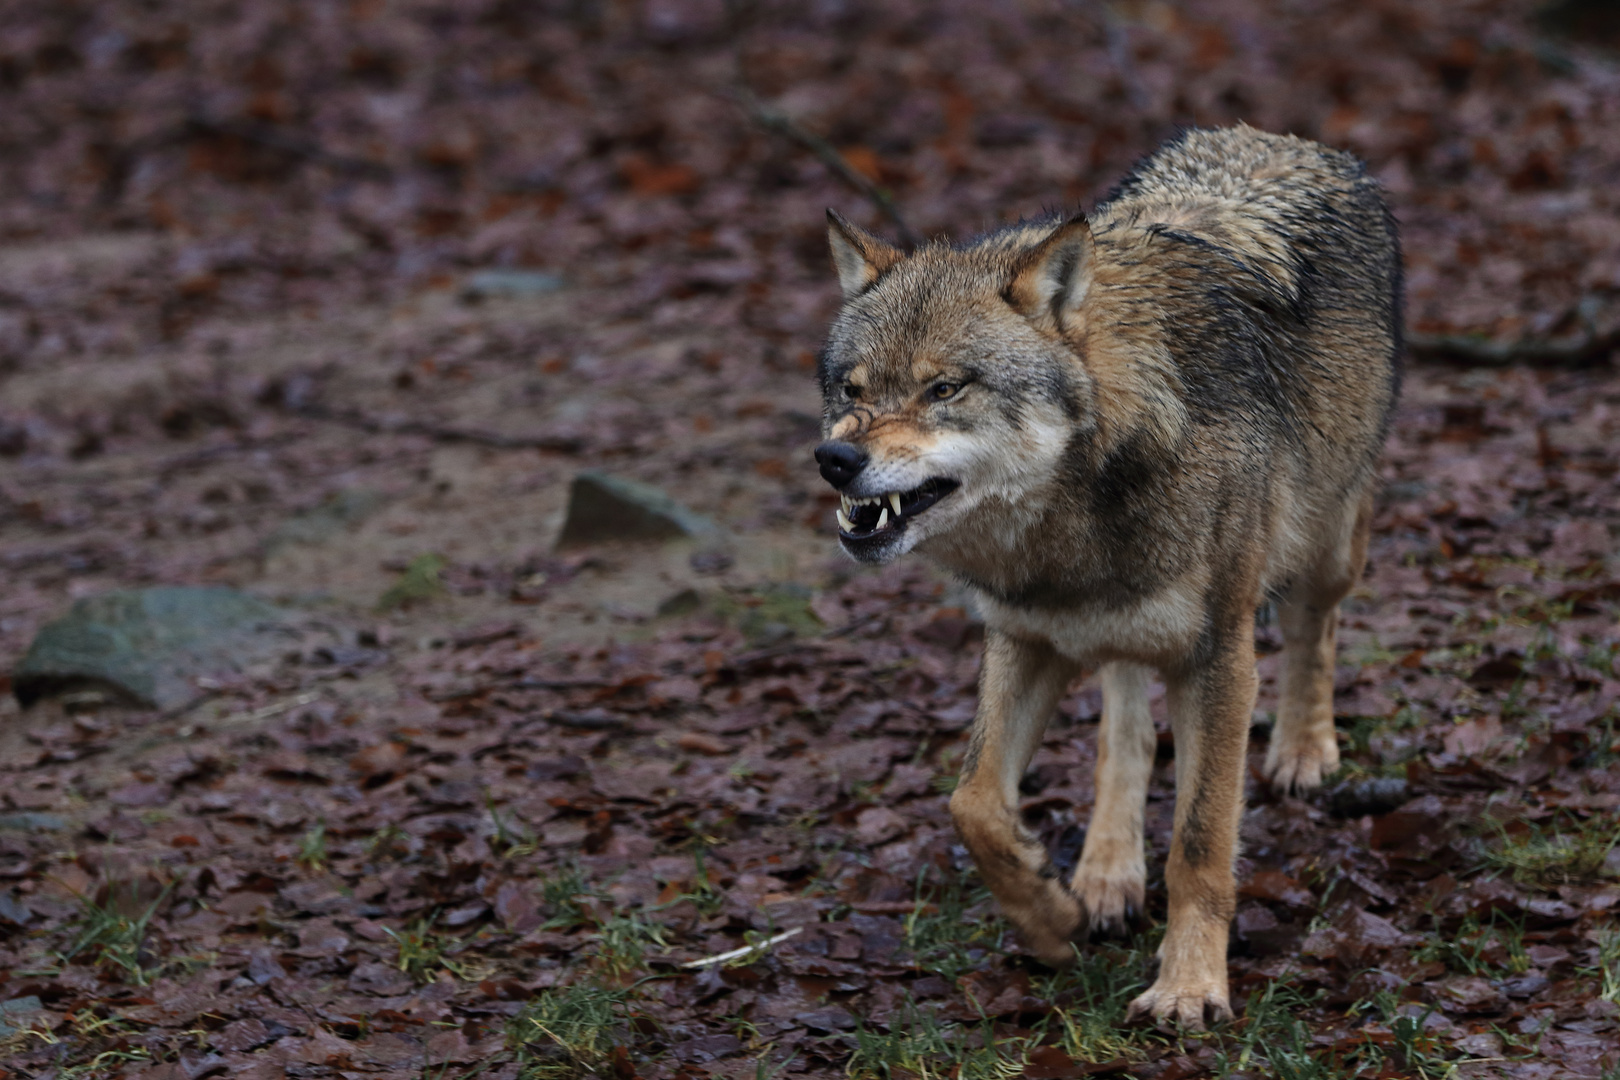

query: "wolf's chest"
xmin=973 ymin=582 xmax=1205 ymax=666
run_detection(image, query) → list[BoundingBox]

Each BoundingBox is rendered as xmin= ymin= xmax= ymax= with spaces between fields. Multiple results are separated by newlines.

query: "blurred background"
xmin=3 ymin=0 xmax=1617 ymax=661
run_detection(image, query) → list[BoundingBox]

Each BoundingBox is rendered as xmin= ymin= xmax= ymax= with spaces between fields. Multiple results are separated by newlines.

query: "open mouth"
xmin=836 ymin=478 xmax=960 ymax=540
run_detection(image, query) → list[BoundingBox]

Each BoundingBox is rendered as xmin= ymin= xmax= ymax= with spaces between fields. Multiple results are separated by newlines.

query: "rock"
xmin=0 ymin=812 xmax=70 ymax=832
xmin=555 ymin=471 xmax=722 ymax=548
xmin=12 ymin=587 xmax=300 ymax=711
xmin=461 ymin=269 xmax=565 ymax=300
xmin=0 ymin=997 xmax=43 ymax=1039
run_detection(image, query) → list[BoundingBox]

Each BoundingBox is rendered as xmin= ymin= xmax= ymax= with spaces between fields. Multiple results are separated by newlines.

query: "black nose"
xmin=815 ymin=441 xmax=868 ymax=488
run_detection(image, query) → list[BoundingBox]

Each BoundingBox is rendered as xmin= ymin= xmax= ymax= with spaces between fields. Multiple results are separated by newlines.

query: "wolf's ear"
xmin=1008 ymin=215 xmax=1095 ymax=328
xmin=827 ymin=209 xmax=902 ymax=299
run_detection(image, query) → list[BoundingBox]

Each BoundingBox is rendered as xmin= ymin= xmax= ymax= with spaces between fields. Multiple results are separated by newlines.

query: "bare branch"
xmin=724 ymin=86 xmax=922 ymax=250
xmin=293 ymin=402 xmax=583 ymax=453
xmin=1406 ymin=326 xmax=1620 ymax=365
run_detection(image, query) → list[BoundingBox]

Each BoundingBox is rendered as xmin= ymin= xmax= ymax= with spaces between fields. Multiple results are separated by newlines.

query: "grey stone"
xmin=461 ymin=269 xmax=565 ymax=300
xmin=0 ymin=812 xmax=69 ymax=832
xmin=0 ymin=997 xmax=43 ymax=1038
xmin=555 ymin=471 xmax=722 ymax=549
xmin=13 ymin=587 xmax=301 ymax=711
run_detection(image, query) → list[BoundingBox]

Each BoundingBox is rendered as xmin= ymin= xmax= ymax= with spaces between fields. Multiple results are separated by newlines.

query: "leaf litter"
xmin=0 ymin=1 xmax=1619 ymax=1078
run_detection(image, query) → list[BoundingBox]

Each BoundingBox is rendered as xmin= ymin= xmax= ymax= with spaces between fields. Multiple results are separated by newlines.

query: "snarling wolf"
xmin=812 ymin=125 xmax=1400 ymax=1028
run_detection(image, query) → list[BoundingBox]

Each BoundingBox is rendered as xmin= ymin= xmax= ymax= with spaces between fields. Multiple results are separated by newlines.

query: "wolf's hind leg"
xmin=950 ymin=630 xmax=1083 ymax=965
xmin=1071 ymin=662 xmax=1154 ymax=934
xmin=1264 ymin=489 xmax=1373 ymax=793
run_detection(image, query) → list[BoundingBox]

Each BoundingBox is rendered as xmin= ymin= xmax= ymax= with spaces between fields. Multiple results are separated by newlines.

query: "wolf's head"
xmin=814 ymin=210 xmax=1097 ymax=564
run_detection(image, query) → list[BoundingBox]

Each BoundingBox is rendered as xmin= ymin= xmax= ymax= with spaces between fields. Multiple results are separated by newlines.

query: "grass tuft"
xmin=902 ymin=865 xmax=1005 ymax=982
xmin=846 ymin=999 xmax=1034 ymax=1080
xmin=510 ymin=981 xmax=632 ymax=1080
xmin=295 ymin=820 xmax=328 ymax=871
xmin=384 ymin=916 xmax=473 ymax=983
xmin=1482 ymin=811 xmax=1620 ymax=887
xmin=58 ymin=880 xmax=173 ymax=986
xmin=1040 ymin=944 xmax=1156 ymax=1064
xmin=376 ymin=552 xmax=446 ymax=611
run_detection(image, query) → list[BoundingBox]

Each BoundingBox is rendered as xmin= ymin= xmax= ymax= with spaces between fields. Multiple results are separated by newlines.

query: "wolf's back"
xmin=1094 ymin=124 xmax=1401 ymax=473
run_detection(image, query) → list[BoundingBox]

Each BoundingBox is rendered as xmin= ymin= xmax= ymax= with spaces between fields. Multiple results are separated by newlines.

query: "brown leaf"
xmin=350 ymin=741 xmax=406 ymax=778
xmin=1240 ymin=870 xmax=1314 ymax=908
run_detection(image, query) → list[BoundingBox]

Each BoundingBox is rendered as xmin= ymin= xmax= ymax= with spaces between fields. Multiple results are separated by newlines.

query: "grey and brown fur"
xmin=812 ymin=125 xmax=1400 ymax=1028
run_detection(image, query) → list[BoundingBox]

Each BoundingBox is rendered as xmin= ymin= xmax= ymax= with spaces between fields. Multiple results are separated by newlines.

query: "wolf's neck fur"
xmin=922 ymin=268 xmax=1195 ymax=612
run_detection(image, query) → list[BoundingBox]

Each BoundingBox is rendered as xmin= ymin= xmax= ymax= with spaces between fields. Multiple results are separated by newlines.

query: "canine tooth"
xmin=840 ymin=494 xmax=852 ymax=513
xmin=877 ymin=507 xmax=889 ymax=530
xmin=836 ymin=508 xmax=854 ymax=531
xmin=888 ymin=492 xmax=902 ymax=516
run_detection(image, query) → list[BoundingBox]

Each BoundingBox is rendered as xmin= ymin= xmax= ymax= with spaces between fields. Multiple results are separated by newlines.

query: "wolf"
xmin=811 ymin=125 xmax=1400 ymax=1027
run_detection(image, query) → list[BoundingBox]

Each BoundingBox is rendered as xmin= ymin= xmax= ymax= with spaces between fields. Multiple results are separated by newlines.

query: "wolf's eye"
xmin=842 ymin=383 xmax=862 ymax=401
xmin=929 ymin=382 xmax=961 ymax=401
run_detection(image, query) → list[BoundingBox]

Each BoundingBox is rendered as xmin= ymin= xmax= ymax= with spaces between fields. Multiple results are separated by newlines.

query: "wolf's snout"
xmin=815 ymin=441 xmax=868 ymax=488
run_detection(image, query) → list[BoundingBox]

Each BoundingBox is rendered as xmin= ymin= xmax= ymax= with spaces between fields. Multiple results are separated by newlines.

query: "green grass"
xmin=296 ymin=820 xmax=328 ymax=871
xmin=902 ymin=865 xmax=1006 ymax=982
xmin=487 ymin=794 xmax=539 ymax=858
xmin=846 ymin=999 xmax=1035 ymax=1080
xmin=1345 ymin=989 xmax=1457 ymax=1079
xmin=1040 ymin=944 xmax=1157 ymax=1065
xmin=651 ymin=848 xmax=726 ymax=918
xmin=376 ymin=552 xmax=446 ymax=611
xmin=384 ymin=916 xmax=475 ymax=983
xmin=1214 ymin=980 xmax=1335 ymax=1080
xmin=1482 ymin=811 xmax=1620 ymax=887
xmin=853 ymin=868 xmax=1160 ymax=1077
xmin=1413 ymin=911 xmax=1529 ymax=978
xmin=540 ymin=864 xmax=595 ymax=929
xmin=510 ymin=981 xmax=634 ymax=1080
xmin=58 ymin=881 xmax=173 ymax=986
xmin=592 ymin=910 xmax=671 ymax=977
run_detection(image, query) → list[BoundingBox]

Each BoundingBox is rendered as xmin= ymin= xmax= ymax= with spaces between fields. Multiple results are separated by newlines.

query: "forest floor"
xmin=2 ymin=2 xmax=1620 ymax=1078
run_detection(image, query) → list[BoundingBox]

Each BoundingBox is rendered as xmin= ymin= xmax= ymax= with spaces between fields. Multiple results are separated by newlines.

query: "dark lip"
xmin=838 ymin=478 xmax=961 ymax=543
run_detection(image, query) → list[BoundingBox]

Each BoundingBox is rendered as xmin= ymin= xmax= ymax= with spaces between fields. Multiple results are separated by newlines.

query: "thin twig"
xmin=680 ymin=926 xmax=803 ymax=969
xmin=1406 ymin=327 xmax=1620 ymax=365
xmin=293 ymin=403 xmax=583 ymax=453
xmin=724 ymin=86 xmax=921 ymax=249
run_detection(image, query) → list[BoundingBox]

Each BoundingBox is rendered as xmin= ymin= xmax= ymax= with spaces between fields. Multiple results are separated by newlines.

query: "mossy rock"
xmin=12 ymin=587 xmax=299 ymax=711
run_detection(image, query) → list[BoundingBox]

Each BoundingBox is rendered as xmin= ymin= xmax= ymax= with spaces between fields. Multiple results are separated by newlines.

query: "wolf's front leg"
xmin=949 ymin=630 xmax=1082 ymax=965
xmin=1072 ymin=662 xmax=1155 ymax=933
xmin=1127 ymin=635 xmax=1256 ymax=1029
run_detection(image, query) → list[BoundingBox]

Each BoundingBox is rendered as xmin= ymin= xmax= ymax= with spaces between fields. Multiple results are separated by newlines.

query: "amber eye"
xmin=930 ymin=382 xmax=960 ymax=401
xmin=843 ymin=383 xmax=862 ymax=401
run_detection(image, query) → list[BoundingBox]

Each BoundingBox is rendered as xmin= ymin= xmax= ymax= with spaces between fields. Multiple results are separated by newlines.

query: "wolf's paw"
xmin=1263 ymin=728 xmax=1340 ymax=794
xmin=1072 ymin=863 xmax=1145 ymax=936
xmin=1126 ymin=976 xmax=1233 ymax=1032
xmin=1009 ymin=884 xmax=1085 ymax=967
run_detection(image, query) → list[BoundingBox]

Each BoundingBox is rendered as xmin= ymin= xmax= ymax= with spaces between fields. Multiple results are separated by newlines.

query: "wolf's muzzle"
xmin=814 ymin=441 xmax=868 ymax=489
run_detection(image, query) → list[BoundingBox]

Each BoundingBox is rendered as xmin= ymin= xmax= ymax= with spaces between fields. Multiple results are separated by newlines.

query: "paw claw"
xmin=1263 ymin=728 xmax=1340 ymax=794
xmin=1069 ymin=854 xmax=1146 ymax=939
xmin=1072 ymin=866 xmax=1146 ymax=937
xmin=1127 ymin=982 xmax=1232 ymax=1031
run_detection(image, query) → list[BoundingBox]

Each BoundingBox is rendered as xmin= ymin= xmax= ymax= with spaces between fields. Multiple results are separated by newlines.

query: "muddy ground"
xmin=2 ymin=1 xmax=1620 ymax=1078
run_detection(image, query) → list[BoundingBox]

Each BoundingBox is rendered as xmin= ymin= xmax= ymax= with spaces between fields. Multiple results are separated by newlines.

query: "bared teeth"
xmin=876 ymin=507 xmax=889 ymax=530
xmin=836 ymin=508 xmax=854 ymax=532
xmin=888 ymin=492 xmax=902 ymax=516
